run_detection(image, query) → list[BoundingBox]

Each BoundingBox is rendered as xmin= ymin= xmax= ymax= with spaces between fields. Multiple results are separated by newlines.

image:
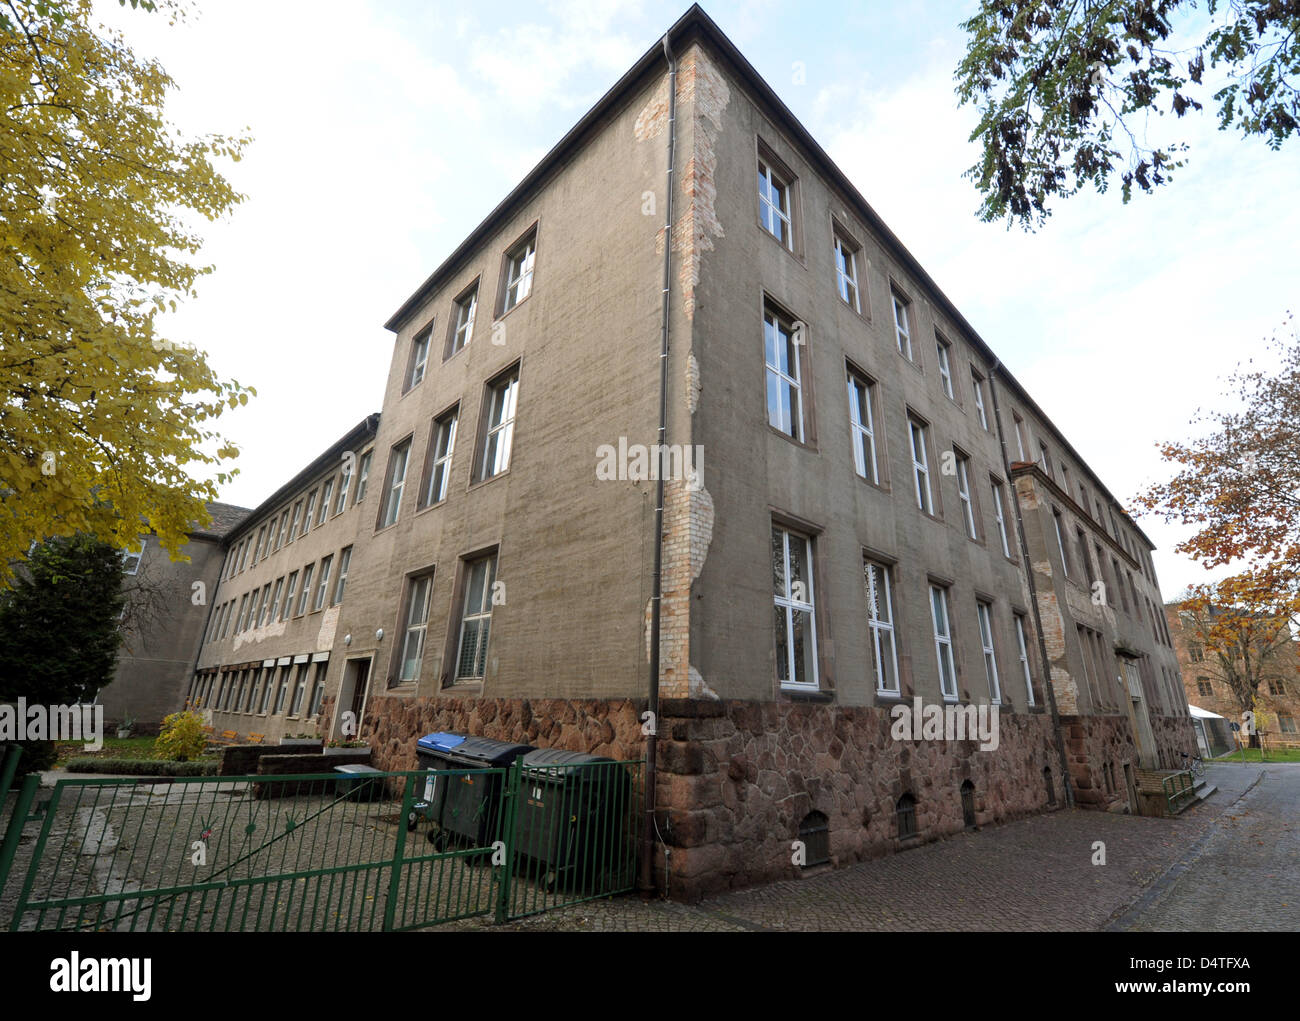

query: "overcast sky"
xmin=99 ymin=0 xmax=1300 ymax=600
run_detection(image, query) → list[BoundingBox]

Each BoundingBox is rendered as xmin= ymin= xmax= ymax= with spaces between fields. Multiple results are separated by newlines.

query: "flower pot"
xmin=116 ymin=728 xmax=131 ymax=739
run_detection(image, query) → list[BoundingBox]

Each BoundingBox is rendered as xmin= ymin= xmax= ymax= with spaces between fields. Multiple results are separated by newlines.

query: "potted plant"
xmin=116 ymin=715 xmax=135 ymax=740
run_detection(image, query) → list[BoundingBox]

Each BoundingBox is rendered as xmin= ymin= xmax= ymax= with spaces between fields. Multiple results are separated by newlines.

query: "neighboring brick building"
xmin=181 ymin=6 xmax=1195 ymax=900
xmin=1166 ymin=601 xmax=1300 ymax=748
xmin=103 ymin=501 xmax=250 ymax=732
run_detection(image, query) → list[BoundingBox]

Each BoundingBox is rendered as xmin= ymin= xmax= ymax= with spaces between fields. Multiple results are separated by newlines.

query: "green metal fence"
xmin=0 ymin=748 xmax=643 ymax=931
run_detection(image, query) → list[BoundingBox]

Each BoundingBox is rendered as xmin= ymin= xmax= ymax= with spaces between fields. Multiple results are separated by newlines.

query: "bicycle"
xmin=1180 ymin=751 xmax=1205 ymax=778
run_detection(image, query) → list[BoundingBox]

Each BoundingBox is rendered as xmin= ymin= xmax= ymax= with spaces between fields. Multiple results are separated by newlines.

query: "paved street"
xmin=455 ymin=763 xmax=1295 ymax=931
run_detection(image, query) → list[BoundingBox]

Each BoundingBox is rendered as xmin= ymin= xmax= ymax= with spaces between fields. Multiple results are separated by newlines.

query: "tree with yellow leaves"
xmin=0 ymin=0 xmax=253 ymax=580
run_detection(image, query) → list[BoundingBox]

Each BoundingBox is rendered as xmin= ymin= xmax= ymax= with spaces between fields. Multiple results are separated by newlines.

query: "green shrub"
xmin=154 ymin=708 xmax=207 ymax=762
xmin=65 ymin=758 xmax=215 ymax=776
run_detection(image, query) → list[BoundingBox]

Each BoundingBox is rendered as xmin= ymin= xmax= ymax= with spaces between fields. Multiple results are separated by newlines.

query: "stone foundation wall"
xmin=1151 ymin=714 xmax=1199 ymax=768
xmin=354 ymin=695 xmax=647 ymax=773
xmin=1059 ymin=714 xmax=1137 ymax=810
xmin=654 ymin=699 xmax=1065 ymax=903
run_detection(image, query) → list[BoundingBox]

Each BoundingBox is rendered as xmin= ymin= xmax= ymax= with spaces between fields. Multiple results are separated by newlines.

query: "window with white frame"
xmin=405 ymin=324 xmax=431 ymax=392
xmin=309 ymin=662 xmax=328 ymax=716
xmin=422 ymin=407 xmax=458 ymax=507
xmin=332 ymin=546 xmax=351 ymax=605
xmin=503 ymin=232 xmax=536 ymax=313
xmin=758 ymin=156 xmax=792 ymax=249
xmin=935 ymin=336 xmax=954 ymax=398
xmin=764 ymin=306 xmax=803 ymax=441
xmin=480 ymin=369 xmax=519 ymax=480
xmin=1013 ymin=413 xmax=1028 ymax=461
xmin=238 ymin=537 xmax=251 ymax=572
xmin=380 ymin=440 xmax=411 ymax=528
xmin=273 ymin=667 xmax=291 ymax=715
xmin=930 ymin=584 xmax=958 ymax=700
xmin=955 ymin=453 xmax=977 ymax=539
xmin=317 ymin=478 xmax=334 ymax=526
xmin=354 ymin=451 xmax=372 ymax=505
xmin=449 ymin=284 xmax=478 ymax=357
xmin=864 ymin=559 xmax=899 ymax=694
xmin=455 ymin=554 xmax=498 ymax=682
xmin=976 ymin=601 xmax=1002 ymax=703
xmin=846 ymin=370 xmax=878 ymax=483
xmin=1052 ymin=508 xmax=1070 ymax=578
xmin=772 ymin=526 xmax=819 ymax=690
xmin=335 ymin=463 xmax=352 ymax=514
xmin=289 ymin=663 xmax=310 ymax=716
xmin=990 ymin=477 xmax=1011 ymax=557
xmin=971 ymin=369 xmax=989 ymax=430
xmin=288 ymin=500 xmax=303 ymax=542
xmin=274 ymin=510 xmax=289 ymax=550
xmin=313 ymin=554 xmax=333 ymax=612
xmin=296 ymin=564 xmax=314 ymax=616
xmin=120 ymin=539 xmax=145 ymax=575
xmin=398 ymin=574 xmax=433 ymax=683
xmin=892 ymin=290 xmax=913 ymax=359
xmin=833 ymin=234 xmax=859 ymax=311
xmin=281 ymin=571 xmax=299 ymax=621
xmin=269 ymin=578 xmax=284 ymax=623
xmin=235 ymin=594 xmax=249 ymax=632
xmin=908 ymin=417 xmax=933 ymax=514
xmin=302 ymin=490 xmax=317 ymax=536
xmin=1015 ymin=613 xmax=1035 ymax=706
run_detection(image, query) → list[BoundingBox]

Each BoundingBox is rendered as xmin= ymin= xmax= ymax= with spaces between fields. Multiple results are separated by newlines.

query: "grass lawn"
xmin=53 ymin=735 xmax=220 ymax=768
xmin=1211 ymin=746 xmax=1300 ymax=763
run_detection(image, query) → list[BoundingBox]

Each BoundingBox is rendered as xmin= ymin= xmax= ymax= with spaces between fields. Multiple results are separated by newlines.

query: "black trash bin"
xmin=424 ymin=735 xmax=532 ymax=847
xmin=408 ymin=732 xmax=466 ymax=834
xmin=514 ymin=749 xmax=634 ymax=892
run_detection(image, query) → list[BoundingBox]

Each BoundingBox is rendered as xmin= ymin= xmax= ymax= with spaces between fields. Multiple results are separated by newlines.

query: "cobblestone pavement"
xmin=450 ymin=764 xmax=1281 ymax=932
xmin=1110 ymin=763 xmax=1300 ymax=932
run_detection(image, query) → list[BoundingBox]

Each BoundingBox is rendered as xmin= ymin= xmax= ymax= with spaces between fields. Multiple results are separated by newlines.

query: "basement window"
xmin=960 ymin=780 xmax=976 ymax=829
xmin=798 ymin=811 xmax=829 ymax=867
xmin=896 ymin=793 xmax=917 ymax=840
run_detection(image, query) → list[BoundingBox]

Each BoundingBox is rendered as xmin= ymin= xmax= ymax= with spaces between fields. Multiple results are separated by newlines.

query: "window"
xmin=929 ymin=584 xmax=957 ymax=700
xmin=268 ymin=578 xmax=284 ymax=623
xmin=309 ymin=662 xmax=328 ymax=716
xmin=354 ymin=451 xmax=372 ymax=505
xmin=243 ymin=669 xmax=260 ymax=713
xmin=864 ymin=559 xmax=899 ymax=694
xmin=503 ymin=232 xmax=536 ymax=312
xmin=256 ymin=584 xmax=273 ymax=627
xmin=421 ymin=408 xmax=458 ymax=507
xmin=976 ymin=602 xmax=1001 ymax=703
xmin=961 ymin=780 xmax=976 ymax=829
xmin=289 ymin=663 xmax=310 ymax=716
xmin=935 ymin=336 xmax=954 ymax=398
xmin=1015 ymin=614 xmax=1035 ymax=706
xmin=449 ymin=283 xmax=478 ymax=357
xmin=1076 ymin=529 xmax=1096 ymax=589
xmin=259 ymin=668 xmax=275 ymax=714
xmin=399 ymin=574 xmax=433 ymax=683
xmin=1052 ymin=509 xmax=1070 ymax=578
xmin=335 ymin=463 xmax=352 ymax=515
xmin=317 ymin=478 xmax=334 ymax=526
xmin=990 ymin=478 xmax=1011 ymax=557
xmin=380 ymin=440 xmax=411 ymax=528
xmin=404 ymin=324 xmax=431 ymax=392
xmin=480 ymin=369 xmax=519 ymax=480
xmin=302 ymin=490 xmax=317 ymax=536
xmin=797 ymin=811 xmax=830 ymax=867
xmin=273 ymin=667 xmax=291 ymax=715
xmin=955 ymin=453 xmax=977 ymax=539
xmin=281 ymin=571 xmax=299 ymax=622
xmin=846 ymin=371 xmax=878 ymax=483
xmin=333 ymin=546 xmax=352 ymax=605
xmin=1189 ymin=644 xmax=1204 ymax=662
xmin=908 ymin=417 xmax=932 ymax=514
xmin=1038 ymin=441 xmax=1053 ymax=477
xmin=238 ymin=538 xmax=251 ymax=572
xmin=455 ymin=554 xmax=498 ymax=682
xmin=313 ymin=555 xmax=333 ymax=612
xmin=891 ymin=290 xmax=912 ymax=359
xmin=252 ymin=527 xmax=266 ymax=563
xmin=971 ymin=370 xmax=988 ymax=430
xmin=235 ymin=594 xmax=249 ymax=633
xmin=764 ymin=306 xmax=803 ymax=441
xmin=288 ymin=501 xmax=303 ymax=542
xmin=296 ymin=564 xmax=314 ymax=616
xmin=833 ymin=234 xmax=859 ymax=311
xmin=896 ymin=793 xmax=917 ymax=840
xmin=1279 ymin=716 xmax=1296 ymax=734
xmin=274 ymin=509 xmax=289 ymax=550
xmin=1111 ymin=558 xmax=1129 ymax=612
xmin=1013 ymin=413 xmax=1028 ymax=462
xmin=773 ymin=526 xmax=819 ymax=690
xmin=757 ymin=156 xmax=792 ymax=249
xmin=1196 ymin=677 xmax=1212 ymax=696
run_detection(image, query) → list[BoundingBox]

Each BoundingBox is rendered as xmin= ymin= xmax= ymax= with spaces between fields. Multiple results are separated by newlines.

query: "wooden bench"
xmin=247 ymin=733 xmax=265 ymax=745
xmin=218 ymin=729 xmax=239 ymax=744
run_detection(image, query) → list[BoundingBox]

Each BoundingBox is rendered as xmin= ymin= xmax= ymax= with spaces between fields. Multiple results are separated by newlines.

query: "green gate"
xmin=0 ymin=747 xmax=644 ymax=931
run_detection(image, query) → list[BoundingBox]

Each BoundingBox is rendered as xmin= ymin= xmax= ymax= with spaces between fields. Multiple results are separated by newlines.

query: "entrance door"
xmin=335 ymin=658 xmax=372 ymax=740
xmin=1122 ymin=659 xmax=1159 ymax=768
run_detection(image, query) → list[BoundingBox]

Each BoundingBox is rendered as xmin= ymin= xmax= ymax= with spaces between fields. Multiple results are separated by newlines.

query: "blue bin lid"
xmin=418 ymin=732 xmax=466 ymax=753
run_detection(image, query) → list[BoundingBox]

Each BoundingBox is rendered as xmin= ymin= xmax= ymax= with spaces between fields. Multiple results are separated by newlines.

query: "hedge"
xmin=64 ymin=758 xmax=217 ymax=776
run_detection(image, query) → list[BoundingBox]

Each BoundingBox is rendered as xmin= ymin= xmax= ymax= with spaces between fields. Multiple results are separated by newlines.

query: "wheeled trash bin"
xmin=420 ymin=734 xmax=532 ymax=848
